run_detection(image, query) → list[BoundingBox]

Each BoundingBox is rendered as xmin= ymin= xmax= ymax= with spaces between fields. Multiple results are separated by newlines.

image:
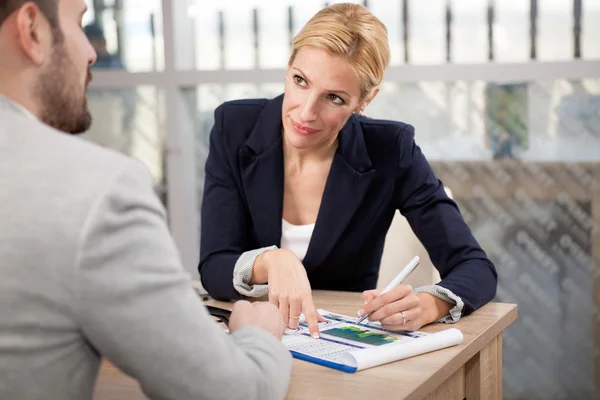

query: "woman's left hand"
xmin=358 ymin=285 xmax=425 ymax=331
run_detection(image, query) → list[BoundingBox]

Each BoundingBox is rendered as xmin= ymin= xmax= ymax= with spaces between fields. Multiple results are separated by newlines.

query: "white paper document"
xmin=281 ymin=309 xmax=464 ymax=373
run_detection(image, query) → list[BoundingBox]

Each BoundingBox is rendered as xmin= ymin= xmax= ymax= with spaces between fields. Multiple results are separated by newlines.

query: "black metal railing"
xmin=210 ymin=0 xmax=594 ymax=69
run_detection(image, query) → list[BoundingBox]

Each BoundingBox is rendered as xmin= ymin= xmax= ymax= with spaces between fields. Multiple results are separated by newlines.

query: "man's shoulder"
xmin=40 ymin=121 xmax=138 ymax=177
xmin=0 ymin=110 xmax=153 ymax=277
xmin=2 ymin=109 xmax=148 ymax=200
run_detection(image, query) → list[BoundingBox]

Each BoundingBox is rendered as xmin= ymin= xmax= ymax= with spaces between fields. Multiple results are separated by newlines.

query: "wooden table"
xmin=94 ymin=290 xmax=517 ymax=400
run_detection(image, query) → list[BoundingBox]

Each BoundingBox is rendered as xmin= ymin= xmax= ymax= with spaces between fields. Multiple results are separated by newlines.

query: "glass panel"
xmin=84 ymin=86 xmax=166 ymax=201
xmin=538 ymin=0 xmax=573 ymax=61
xmin=192 ymin=4 xmax=221 ymax=70
xmin=371 ymin=79 xmax=600 ymax=396
xmin=189 ymin=78 xmax=599 ymax=203
xmin=452 ymin=0 xmax=488 ymax=63
xmin=369 ymin=0 xmax=404 ymax=65
xmin=289 ymin=0 xmax=325 ymax=36
xmin=494 ymin=0 xmax=529 ymax=62
xmin=433 ymin=160 xmax=599 ymax=399
xmin=182 ymin=0 xmax=424 ymax=68
xmin=223 ymin=7 xmax=255 ymax=69
xmin=409 ymin=0 xmax=446 ymax=64
xmin=583 ymin=1 xmax=600 ymax=60
xmin=368 ymin=81 xmax=485 ymax=158
xmin=186 ymin=0 xmax=323 ymax=71
xmin=367 ymin=79 xmax=600 ymax=161
xmin=178 ymin=0 xmax=600 ymax=68
xmin=257 ymin=5 xmax=292 ymax=68
xmin=83 ymin=0 xmax=164 ymax=72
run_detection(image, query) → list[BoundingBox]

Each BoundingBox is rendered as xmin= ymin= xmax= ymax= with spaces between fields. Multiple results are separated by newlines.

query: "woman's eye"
xmin=293 ymin=75 xmax=307 ymax=86
xmin=327 ymin=94 xmax=344 ymax=105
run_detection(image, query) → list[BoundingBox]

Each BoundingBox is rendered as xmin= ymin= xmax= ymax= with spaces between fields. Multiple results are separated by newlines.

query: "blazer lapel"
xmin=303 ymin=116 xmax=375 ymax=272
xmin=239 ymin=95 xmax=285 ymax=247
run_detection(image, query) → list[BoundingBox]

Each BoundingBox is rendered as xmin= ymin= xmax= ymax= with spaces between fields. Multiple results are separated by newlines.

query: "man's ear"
xmin=15 ymin=3 xmax=53 ymax=66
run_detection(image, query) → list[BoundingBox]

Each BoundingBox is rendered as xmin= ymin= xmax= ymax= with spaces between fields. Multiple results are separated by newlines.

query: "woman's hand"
xmin=359 ymin=285 xmax=424 ymax=331
xmin=359 ymin=286 xmax=453 ymax=331
xmin=252 ymin=249 xmax=325 ymax=337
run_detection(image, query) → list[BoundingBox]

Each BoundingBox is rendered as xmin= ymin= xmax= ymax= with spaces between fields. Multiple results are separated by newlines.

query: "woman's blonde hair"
xmin=288 ymin=3 xmax=390 ymax=98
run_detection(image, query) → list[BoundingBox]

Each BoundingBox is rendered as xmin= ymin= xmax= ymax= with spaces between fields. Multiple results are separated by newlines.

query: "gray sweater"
xmin=0 ymin=95 xmax=291 ymax=400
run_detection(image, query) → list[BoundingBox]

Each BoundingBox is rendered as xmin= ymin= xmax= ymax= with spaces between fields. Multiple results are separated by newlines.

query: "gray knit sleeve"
xmin=232 ymin=246 xmax=277 ymax=298
xmin=414 ymin=284 xmax=464 ymax=323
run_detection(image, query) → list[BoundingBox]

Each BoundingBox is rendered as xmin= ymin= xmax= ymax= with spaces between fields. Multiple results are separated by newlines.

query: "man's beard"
xmin=37 ymin=44 xmax=93 ymax=135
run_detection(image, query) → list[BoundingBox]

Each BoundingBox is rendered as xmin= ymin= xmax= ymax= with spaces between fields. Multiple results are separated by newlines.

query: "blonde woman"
xmin=199 ymin=3 xmax=497 ymax=338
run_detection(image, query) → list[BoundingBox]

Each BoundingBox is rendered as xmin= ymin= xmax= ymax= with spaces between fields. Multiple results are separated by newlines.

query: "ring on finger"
xmin=400 ymin=311 xmax=407 ymax=326
xmin=289 ymin=315 xmax=300 ymax=320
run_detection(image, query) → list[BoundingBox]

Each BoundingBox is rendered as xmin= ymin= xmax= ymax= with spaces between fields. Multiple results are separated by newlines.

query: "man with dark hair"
xmin=0 ymin=0 xmax=60 ymax=33
xmin=0 ymin=0 xmax=90 ymax=133
xmin=0 ymin=1 xmax=292 ymax=399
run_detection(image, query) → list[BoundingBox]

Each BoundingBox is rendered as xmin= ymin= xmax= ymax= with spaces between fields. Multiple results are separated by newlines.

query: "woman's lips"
xmin=291 ymin=120 xmax=319 ymax=135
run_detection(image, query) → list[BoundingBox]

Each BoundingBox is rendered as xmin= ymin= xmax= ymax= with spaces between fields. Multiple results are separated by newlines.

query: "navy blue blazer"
xmin=199 ymin=94 xmax=497 ymax=316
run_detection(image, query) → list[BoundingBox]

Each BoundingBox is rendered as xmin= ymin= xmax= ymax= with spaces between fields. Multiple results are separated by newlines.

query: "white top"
xmin=280 ymin=219 xmax=315 ymax=261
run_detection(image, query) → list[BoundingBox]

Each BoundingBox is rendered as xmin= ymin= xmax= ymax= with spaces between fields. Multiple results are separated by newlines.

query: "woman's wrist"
xmin=250 ymin=251 xmax=270 ymax=284
xmin=416 ymin=292 xmax=453 ymax=325
xmin=250 ymin=248 xmax=298 ymax=284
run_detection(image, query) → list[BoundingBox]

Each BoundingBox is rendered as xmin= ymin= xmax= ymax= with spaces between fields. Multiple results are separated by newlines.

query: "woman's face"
xmin=282 ymin=46 xmax=372 ymax=151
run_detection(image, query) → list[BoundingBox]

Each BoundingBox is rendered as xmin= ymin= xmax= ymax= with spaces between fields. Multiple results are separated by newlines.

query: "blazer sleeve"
xmin=76 ymin=160 xmax=291 ymax=400
xmin=393 ymin=124 xmax=498 ymax=315
xmin=199 ymin=105 xmax=251 ymax=300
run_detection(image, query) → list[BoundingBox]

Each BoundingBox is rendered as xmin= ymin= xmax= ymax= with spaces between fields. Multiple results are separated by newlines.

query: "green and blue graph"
xmin=324 ymin=326 xmax=398 ymax=346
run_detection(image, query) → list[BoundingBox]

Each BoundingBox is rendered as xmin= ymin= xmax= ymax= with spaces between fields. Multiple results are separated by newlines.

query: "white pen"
xmin=356 ymin=256 xmax=420 ymax=324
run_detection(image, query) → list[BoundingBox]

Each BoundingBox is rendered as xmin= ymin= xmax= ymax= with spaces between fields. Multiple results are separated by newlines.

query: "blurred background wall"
xmin=84 ymin=1 xmax=599 ymax=398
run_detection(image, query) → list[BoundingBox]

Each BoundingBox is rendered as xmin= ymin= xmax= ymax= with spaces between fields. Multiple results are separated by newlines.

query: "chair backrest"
xmin=377 ymin=188 xmax=453 ymax=289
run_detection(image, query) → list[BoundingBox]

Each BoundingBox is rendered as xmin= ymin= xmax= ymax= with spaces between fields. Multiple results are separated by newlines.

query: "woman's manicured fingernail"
xmin=358 ymin=309 xmax=365 ymax=316
xmin=312 ymin=333 xmax=320 ymax=339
